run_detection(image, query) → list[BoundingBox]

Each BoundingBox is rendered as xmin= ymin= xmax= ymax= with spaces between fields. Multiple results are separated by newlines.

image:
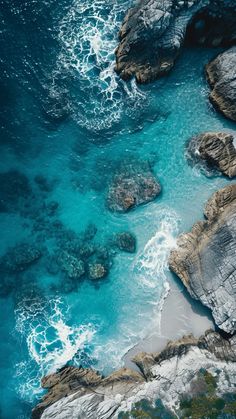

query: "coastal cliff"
xmin=115 ymin=0 xmax=236 ymax=83
xmin=169 ymin=184 xmax=236 ymax=334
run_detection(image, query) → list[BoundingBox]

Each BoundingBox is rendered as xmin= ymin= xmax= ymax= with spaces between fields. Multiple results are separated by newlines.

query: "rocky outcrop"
xmin=206 ymin=47 xmax=236 ymax=122
xmin=107 ymin=160 xmax=161 ymax=212
xmin=115 ymin=1 xmax=236 ymax=83
xmin=187 ymin=131 xmax=236 ymax=177
xmin=32 ymin=330 xmax=236 ymax=418
xmin=169 ymin=184 xmax=236 ymax=334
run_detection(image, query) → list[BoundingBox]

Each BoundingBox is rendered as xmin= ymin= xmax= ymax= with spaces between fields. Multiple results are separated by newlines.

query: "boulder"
xmin=115 ymin=0 xmax=236 ymax=83
xmin=107 ymin=161 xmax=161 ymax=212
xmin=169 ymin=184 xmax=236 ymax=334
xmin=206 ymin=46 xmax=236 ymax=122
xmin=187 ymin=131 xmax=236 ymax=177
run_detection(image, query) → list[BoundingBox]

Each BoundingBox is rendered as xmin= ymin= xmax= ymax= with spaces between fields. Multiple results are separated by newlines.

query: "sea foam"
xmin=54 ymin=0 xmax=146 ymax=131
xmin=14 ymin=297 xmax=95 ymax=400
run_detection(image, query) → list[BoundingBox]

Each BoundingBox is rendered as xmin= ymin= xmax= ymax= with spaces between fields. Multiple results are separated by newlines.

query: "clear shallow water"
xmin=0 ymin=1 xmax=235 ymax=418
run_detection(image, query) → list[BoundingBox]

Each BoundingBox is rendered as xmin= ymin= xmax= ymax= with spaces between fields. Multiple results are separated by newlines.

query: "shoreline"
xmin=123 ymin=274 xmax=213 ymax=369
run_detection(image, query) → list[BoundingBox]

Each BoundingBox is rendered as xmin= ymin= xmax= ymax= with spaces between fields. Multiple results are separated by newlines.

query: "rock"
xmin=88 ymin=262 xmax=107 ymax=280
xmin=187 ymin=131 xmax=236 ymax=177
xmin=115 ymin=1 xmax=236 ymax=83
xmin=107 ymin=161 xmax=161 ymax=212
xmin=56 ymin=251 xmax=85 ymax=279
xmin=206 ymin=47 xmax=236 ymax=122
xmin=115 ymin=232 xmax=137 ymax=253
xmin=0 ymin=170 xmax=32 ymax=212
xmin=0 ymin=243 xmax=42 ymax=273
xmin=32 ymin=330 xmax=236 ymax=419
xmin=169 ymin=184 xmax=236 ymax=334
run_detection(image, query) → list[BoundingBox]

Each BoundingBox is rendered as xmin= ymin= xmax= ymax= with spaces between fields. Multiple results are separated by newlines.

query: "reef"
xmin=0 ymin=243 xmax=42 ymax=273
xmin=169 ymin=184 xmax=236 ymax=334
xmin=186 ymin=131 xmax=236 ymax=177
xmin=107 ymin=160 xmax=161 ymax=212
xmin=206 ymin=46 xmax=236 ymax=122
xmin=115 ymin=0 xmax=236 ymax=83
xmin=32 ymin=330 xmax=236 ymax=418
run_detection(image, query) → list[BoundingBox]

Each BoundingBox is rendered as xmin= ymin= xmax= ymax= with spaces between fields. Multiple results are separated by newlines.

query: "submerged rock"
xmin=32 ymin=330 xmax=236 ymax=419
xmin=115 ymin=232 xmax=136 ymax=253
xmin=56 ymin=251 xmax=85 ymax=280
xmin=169 ymin=184 xmax=236 ymax=334
xmin=0 ymin=243 xmax=42 ymax=273
xmin=115 ymin=1 xmax=236 ymax=83
xmin=206 ymin=47 xmax=236 ymax=122
xmin=88 ymin=262 xmax=107 ymax=280
xmin=0 ymin=170 xmax=32 ymax=212
xmin=187 ymin=131 xmax=236 ymax=177
xmin=107 ymin=161 xmax=161 ymax=212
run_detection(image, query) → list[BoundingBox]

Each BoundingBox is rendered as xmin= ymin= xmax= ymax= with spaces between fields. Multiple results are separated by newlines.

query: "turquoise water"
xmin=0 ymin=1 xmax=235 ymax=418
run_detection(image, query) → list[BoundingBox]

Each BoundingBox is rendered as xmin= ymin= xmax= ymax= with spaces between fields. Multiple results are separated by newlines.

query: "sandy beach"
xmin=124 ymin=274 xmax=213 ymax=369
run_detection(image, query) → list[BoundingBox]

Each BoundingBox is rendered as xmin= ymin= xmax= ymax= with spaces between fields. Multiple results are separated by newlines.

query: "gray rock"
xmin=169 ymin=184 xmax=236 ymax=334
xmin=107 ymin=160 xmax=161 ymax=212
xmin=206 ymin=46 xmax=236 ymax=122
xmin=32 ymin=330 xmax=236 ymax=419
xmin=0 ymin=243 xmax=42 ymax=273
xmin=115 ymin=1 xmax=236 ymax=83
xmin=187 ymin=131 xmax=236 ymax=177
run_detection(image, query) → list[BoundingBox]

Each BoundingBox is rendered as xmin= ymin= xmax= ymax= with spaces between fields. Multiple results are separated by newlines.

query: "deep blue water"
xmin=0 ymin=1 xmax=235 ymax=418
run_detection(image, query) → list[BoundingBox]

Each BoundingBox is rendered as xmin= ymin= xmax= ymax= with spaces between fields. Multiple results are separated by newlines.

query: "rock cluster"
xmin=169 ymin=184 xmax=236 ymax=334
xmin=115 ymin=0 xmax=236 ymax=83
xmin=32 ymin=330 xmax=236 ymax=419
xmin=186 ymin=131 xmax=236 ymax=177
xmin=206 ymin=46 xmax=236 ymax=122
xmin=107 ymin=160 xmax=161 ymax=212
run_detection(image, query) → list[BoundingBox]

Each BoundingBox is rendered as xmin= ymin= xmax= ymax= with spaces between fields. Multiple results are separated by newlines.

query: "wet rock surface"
xmin=115 ymin=0 xmax=236 ymax=83
xmin=32 ymin=330 xmax=236 ymax=419
xmin=206 ymin=46 xmax=236 ymax=122
xmin=169 ymin=184 xmax=236 ymax=334
xmin=186 ymin=131 xmax=236 ymax=177
xmin=107 ymin=160 xmax=161 ymax=212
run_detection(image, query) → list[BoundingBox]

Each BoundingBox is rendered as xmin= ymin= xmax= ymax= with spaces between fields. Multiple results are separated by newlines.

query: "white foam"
xmin=14 ymin=297 xmax=95 ymax=400
xmin=134 ymin=210 xmax=179 ymax=289
xmin=53 ymin=0 xmax=147 ymax=131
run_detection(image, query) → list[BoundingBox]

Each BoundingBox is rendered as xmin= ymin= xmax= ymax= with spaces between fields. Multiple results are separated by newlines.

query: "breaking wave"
xmin=53 ymin=0 xmax=147 ymax=131
xmin=14 ymin=297 xmax=96 ymax=401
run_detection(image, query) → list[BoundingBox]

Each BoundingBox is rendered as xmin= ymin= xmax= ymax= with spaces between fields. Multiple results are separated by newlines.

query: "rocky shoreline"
xmin=32 ymin=329 xmax=236 ymax=418
xmin=32 ymin=1 xmax=236 ymax=417
xmin=115 ymin=0 xmax=236 ymax=83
